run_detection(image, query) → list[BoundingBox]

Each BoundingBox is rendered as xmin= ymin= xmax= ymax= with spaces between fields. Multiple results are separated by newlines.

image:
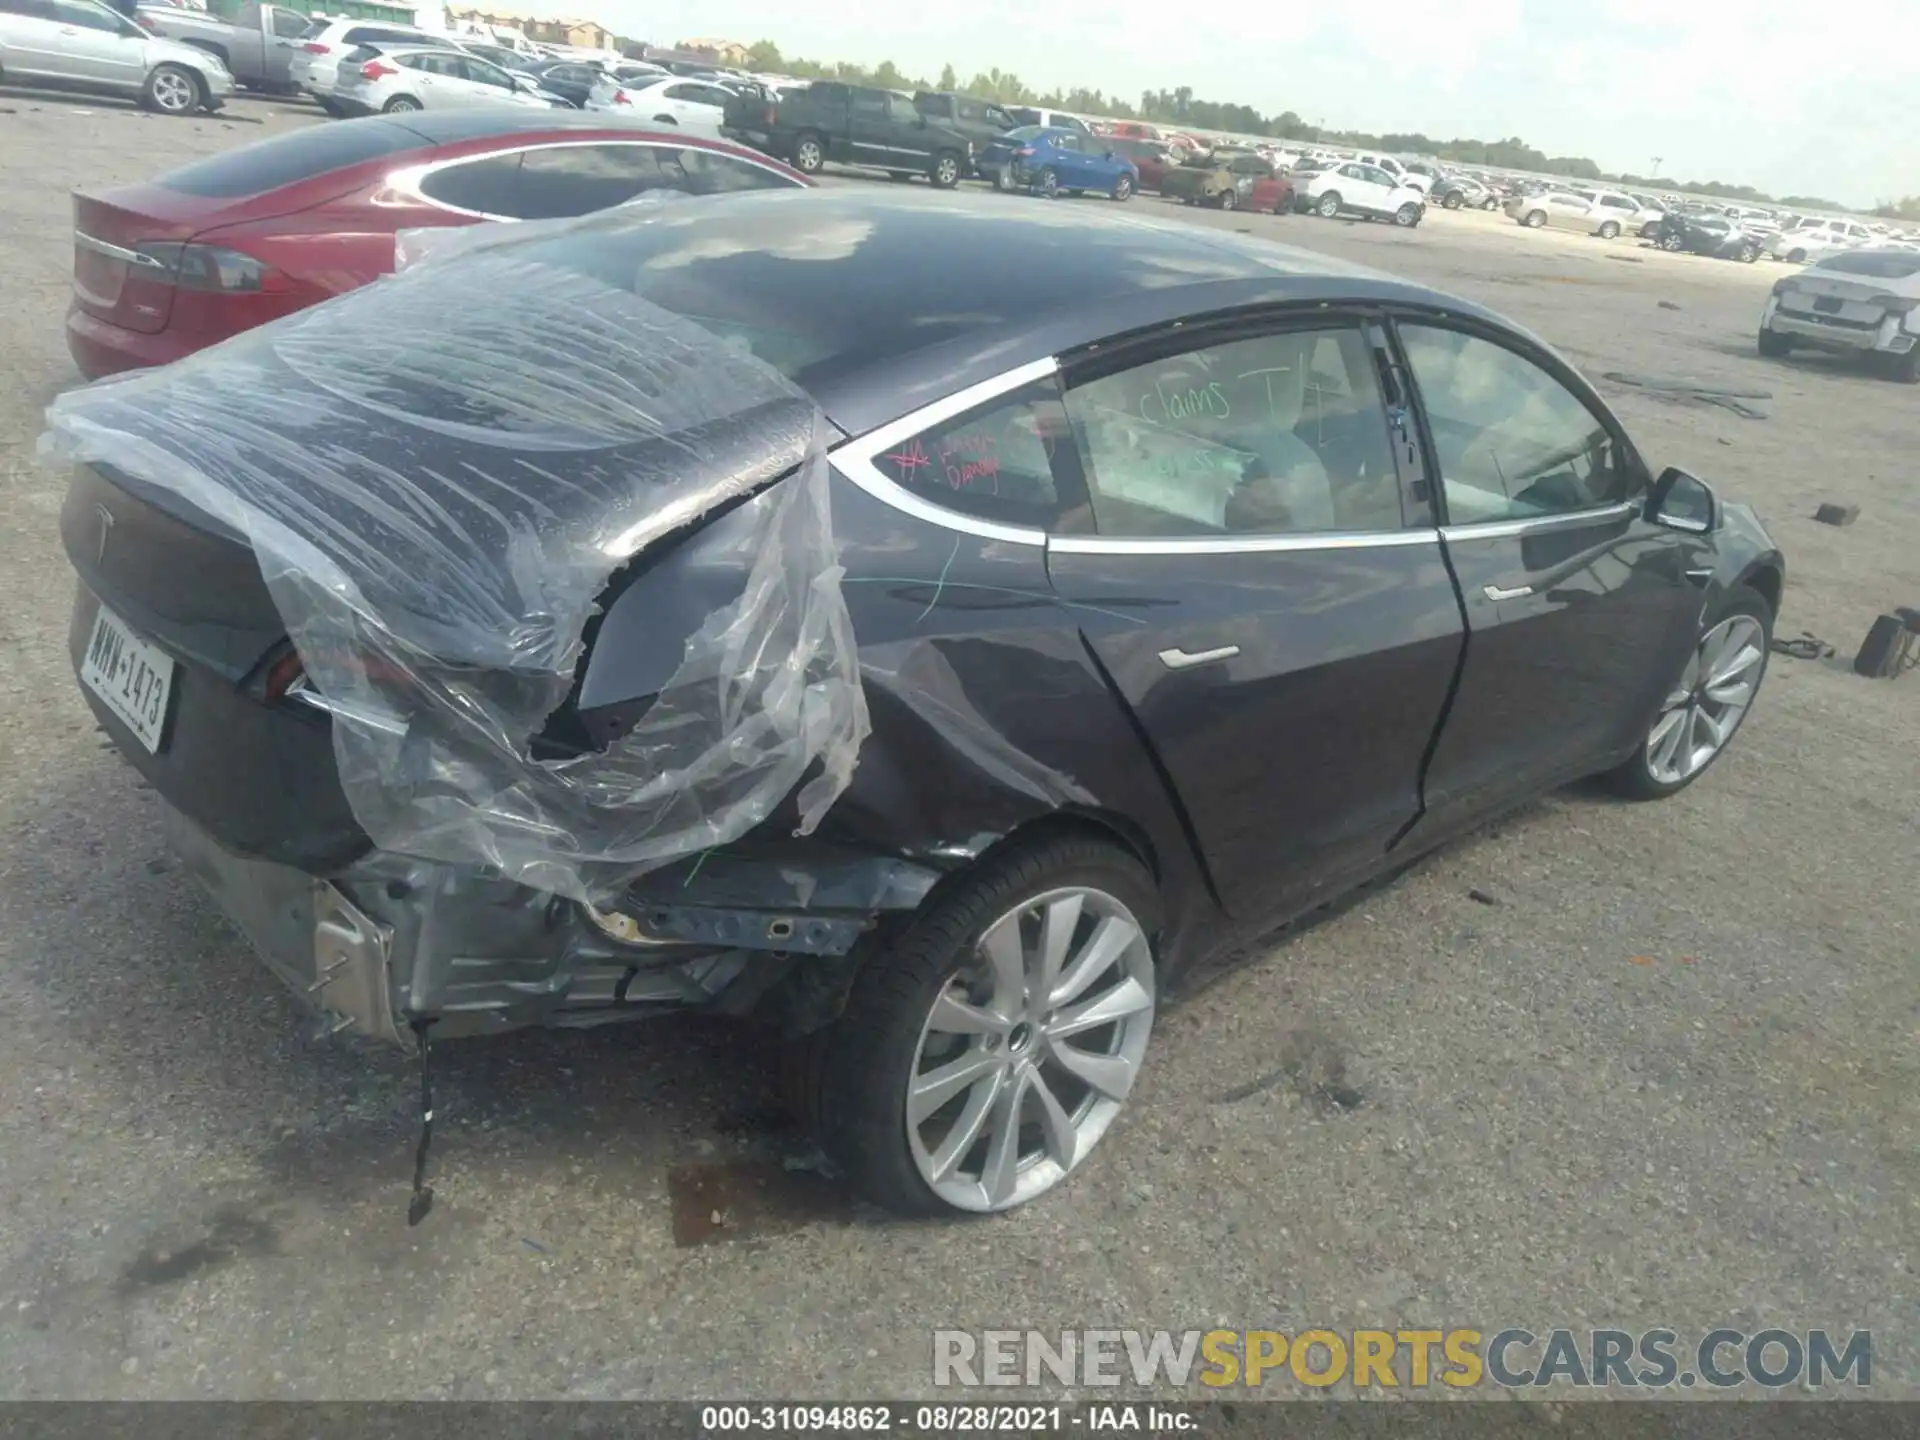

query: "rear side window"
xmin=869 ymin=377 xmax=1078 ymax=532
xmin=269 ymin=7 xmax=306 ymax=36
xmin=416 ymin=151 xmax=521 ymax=215
xmin=157 ymin=120 xmax=425 ymax=198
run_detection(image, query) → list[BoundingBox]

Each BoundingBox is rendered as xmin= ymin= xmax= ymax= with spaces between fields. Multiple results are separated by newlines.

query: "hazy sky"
xmin=518 ymin=0 xmax=1917 ymax=207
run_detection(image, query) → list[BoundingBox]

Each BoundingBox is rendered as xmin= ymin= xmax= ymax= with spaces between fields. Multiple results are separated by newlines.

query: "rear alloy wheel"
xmin=381 ymin=95 xmax=421 ymax=113
xmin=1604 ymin=588 xmax=1771 ymax=799
xmin=1394 ymin=202 xmax=1420 ymax=227
xmin=1443 ymin=191 xmax=1464 ymax=210
xmin=1524 ymin=209 xmax=1547 ymax=228
xmin=1316 ymin=191 xmax=1341 ymax=218
xmin=1788 ymin=248 xmax=1808 ymax=264
xmin=1110 ymin=174 xmax=1133 ymax=202
xmin=929 ymin=153 xmax=962 ymax=189
xmin=1218 ymin=188 xmax=1238 ymax=211
xmin=1661 ymin=232 xmax=1686 ymax=251
xmin=800 ymin=835 xmax=1159 ymax=1216
xmin=1034 ymin=167 xmax=1060 ymax=199
xmin=1757 ymin=325 xmax=1793 ymax=358
xmin=142 ymin=63 xmax=200 ymax=115
xmin=1483 ymin=196 xmax=1500 ymax=210
xmin=791 ymin=134 xmax=825 ymax=174
xmin=1739 ymin=243 xmax=1759 ymax=263
xmin=1597 ymin=220 xmax=1621 ymax=240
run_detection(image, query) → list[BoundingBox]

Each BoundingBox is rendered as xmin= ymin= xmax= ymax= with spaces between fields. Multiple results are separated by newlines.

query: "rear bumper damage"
xmin=160 ymin=803 xmax=944 ymax=1048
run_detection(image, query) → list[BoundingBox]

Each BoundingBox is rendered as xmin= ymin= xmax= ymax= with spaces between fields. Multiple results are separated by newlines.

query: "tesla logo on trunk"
xmin=92 ymin=502 xmax=114 ymax=564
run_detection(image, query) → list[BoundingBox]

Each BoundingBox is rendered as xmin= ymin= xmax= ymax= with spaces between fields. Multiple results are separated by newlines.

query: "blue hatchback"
xmin=981 ymin=126 xmax=1140 ymax=201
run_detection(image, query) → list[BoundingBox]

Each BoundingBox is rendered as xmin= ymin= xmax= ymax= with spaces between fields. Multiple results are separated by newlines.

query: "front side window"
xmin=849 ymin=90 xmax=886 ymax=118
xmin=886 ymin=94 xmax=918 ymax=124
xmin=270 ymin=7 xmax=308 ymax=37
xmin=1398 ymin=324 xmax=1629 ymax=525
xmin=1066 ymin=325 xmax=1405 ymax=538
xmin=460 ymin=57 xmax=514 ymax=87
xmin=868 ymin=377 xmax=1077 ymax=531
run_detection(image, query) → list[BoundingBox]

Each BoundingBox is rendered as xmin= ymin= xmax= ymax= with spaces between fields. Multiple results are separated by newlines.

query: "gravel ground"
xmin=0 ymin=91 xmax=1914 ymax=1402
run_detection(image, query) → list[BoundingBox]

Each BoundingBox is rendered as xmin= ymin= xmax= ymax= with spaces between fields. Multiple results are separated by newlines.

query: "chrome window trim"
xmin=827 ymin=357 xmax=1060 ymax=547
xmin=1051 ymin=529 xmax=1438 ymax=556
xmin=385 ymin=137 xmax=806 ymax=223
xmin=1440 ymin=501 xmax=1637 ymax=541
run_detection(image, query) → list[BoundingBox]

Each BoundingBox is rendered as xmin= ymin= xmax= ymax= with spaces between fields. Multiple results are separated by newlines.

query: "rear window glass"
xmin=1816 ymin=250 xmax=1920 ymax=280
xmin=156 ymin=120 xmax=427 ymax=198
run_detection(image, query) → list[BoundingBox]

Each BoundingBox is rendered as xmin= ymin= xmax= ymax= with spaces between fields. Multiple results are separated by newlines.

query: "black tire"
xmin=1316 ymin=191 xmax=1341 ymax=218
xmin=1661 ymin=232 xmax=1686 ymax=251
xmin=795 ymin=833 xmax=1160 ymax=1217
xmin=1394 ymin=202 xmax=1420 ymax=228
xmin=1443 ymin=192 xmax=1463 ymax=209
xmin=1601 ymin=585 xmax=1772 ymax=801
xmin=1217 ymin=188 xmax=1237 ymax=211
xmin=1757 ymin=326 xmax=1793 ymax=358
xmin=1739 ymin=243 xmax=1759 ymax=263
xmin=1483 ymin=197 xmax=1499 ymax=210
xmin=1876 ymin=346 xmax=1920 ymax=383
xmin=928 ymin=152 xmax=962 ymax=189
xmin=1597 ymin=220 xmax=1621 ymax=240
xmin=791 ymin=132 xmax=826 ymax=174
xmin=1110 ymin=174 xmax=1133 ymax=202
xmin=1787 ymin=248 xmax=1808 ymax=264
xmin=317 ymin=96 xmax=346 ymax=118
xmin=1524 ymin=209 xmax=1547 ymax=228
xmin=1034 ymin=167 xmax=1059 ymax=199
xmin=140 ymin=62 xmax=201 ymax=115
xmin=381 ymin=95 xmax=421 ymax=113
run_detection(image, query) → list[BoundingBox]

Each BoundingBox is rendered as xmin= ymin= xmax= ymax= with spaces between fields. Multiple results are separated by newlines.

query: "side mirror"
xmin=1105 ymin=148 xmax=1116 ymax=160
xmin=1647 ymin=466 xmax=1720 ymax=533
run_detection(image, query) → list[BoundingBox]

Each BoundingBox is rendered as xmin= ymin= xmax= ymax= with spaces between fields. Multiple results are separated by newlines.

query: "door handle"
xmin=1483 ymin=583 xmax=1534 ymax=601
xmin=1685 ymin=567 xmax=1713 ymax=587
xmin=1159 ymin=644 xmax=1240 ymax=670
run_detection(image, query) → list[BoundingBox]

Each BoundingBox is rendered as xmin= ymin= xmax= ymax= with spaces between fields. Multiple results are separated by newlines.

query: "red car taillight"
xmin=134 ymin=242 xmax=290 ymax=295
xmin=360 ymin=59 xmax=397 ymax=80
xmin=134 ymin=14 xmax=159 ymax=31
xmin=301 ymin=41 xmax=330 ymax=53
xmin=613 ymin=88 xmax=631 ymax=105
xmin=1015 ymin=147 xmax=1034 ymax=158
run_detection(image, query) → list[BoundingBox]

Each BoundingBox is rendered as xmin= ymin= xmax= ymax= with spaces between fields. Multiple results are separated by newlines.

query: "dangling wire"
xmin=407 ymin=1017 xmax=437 ymax=1226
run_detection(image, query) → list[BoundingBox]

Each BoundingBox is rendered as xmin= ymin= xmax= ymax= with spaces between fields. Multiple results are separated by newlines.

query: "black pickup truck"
xmin=723 ymin=82 xmax=974 ymax=187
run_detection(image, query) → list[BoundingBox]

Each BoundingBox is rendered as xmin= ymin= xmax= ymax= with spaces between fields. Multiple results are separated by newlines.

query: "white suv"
xmin=1353 ymin=152 xmax=1432 ymax=194
xmin=1766 ymin=217 xmax=1875 ymax=264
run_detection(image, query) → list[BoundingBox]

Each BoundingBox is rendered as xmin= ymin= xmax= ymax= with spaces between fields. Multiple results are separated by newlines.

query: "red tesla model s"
xmin=66 ymin=110 xmax=808 ymax=378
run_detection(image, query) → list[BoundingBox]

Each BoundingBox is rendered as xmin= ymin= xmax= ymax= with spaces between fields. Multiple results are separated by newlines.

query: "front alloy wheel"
xmin=792 ymin=135 xmax=825 ymax=174
xmin=1316 ymin=192 xmax=1341 ymax=218
xmin=1606 ymin=589 xmax=1770 ymax=798
xmin=144 ymin=64 xmax=199 ymax=114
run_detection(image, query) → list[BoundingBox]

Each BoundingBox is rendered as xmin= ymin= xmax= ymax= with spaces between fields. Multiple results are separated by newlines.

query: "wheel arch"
xmin=1735 ymin=559 xmax=1783 ymax=618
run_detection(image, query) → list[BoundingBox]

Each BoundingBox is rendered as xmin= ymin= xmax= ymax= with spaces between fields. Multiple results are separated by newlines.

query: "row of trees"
xmin=726 ymin=40 xmax=1900 ymax=214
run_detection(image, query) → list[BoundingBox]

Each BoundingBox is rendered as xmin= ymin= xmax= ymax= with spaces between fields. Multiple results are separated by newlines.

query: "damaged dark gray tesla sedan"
xmin=48 ymin=188 xmax=1784 ymax=1217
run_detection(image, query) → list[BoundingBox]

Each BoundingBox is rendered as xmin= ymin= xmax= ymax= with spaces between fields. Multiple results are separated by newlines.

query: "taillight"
xmin=1015 ymin=147 xmax=1034 ymax=158
xmin=301 ymin=41 xmax=330 ymax=52
xmin=134 ymin=13 xmax=159 ymax=30
xmin=133 ymin=242 xmax=289 ymax=295
xmin=613 ymin=87 xmax=631 ymax=105
xmin=360 ymin=58 xmax=397 ymax=79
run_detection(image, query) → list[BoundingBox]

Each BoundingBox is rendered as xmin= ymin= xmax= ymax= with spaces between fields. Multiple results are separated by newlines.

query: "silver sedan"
xmin=0 ymin=0 xmax=231 ymax=114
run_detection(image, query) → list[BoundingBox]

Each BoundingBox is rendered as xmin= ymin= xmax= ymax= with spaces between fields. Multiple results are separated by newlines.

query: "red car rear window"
xmin=156 ymin=122 xmax=429 ymax=199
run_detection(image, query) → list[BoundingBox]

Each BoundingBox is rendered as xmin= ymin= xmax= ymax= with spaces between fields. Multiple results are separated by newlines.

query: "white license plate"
xmin=80 ymin=603 xmax=175 ymax=754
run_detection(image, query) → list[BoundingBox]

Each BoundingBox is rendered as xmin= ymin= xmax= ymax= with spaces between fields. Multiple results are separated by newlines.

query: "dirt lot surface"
xmin=0 ymin=92 xmax=1914 ymax=1401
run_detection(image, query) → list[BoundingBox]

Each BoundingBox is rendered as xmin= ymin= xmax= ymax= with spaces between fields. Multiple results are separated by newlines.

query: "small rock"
xmin=120 ymin=1357 xmax=139 ymax=1376
xmin=1658 ymin=300 xmax=1681 ymax=310
xmin=1467 ymin=887 xmax=1501 ymax=906
xmin=1812 ymin=503 xmax=1858 ymax=526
